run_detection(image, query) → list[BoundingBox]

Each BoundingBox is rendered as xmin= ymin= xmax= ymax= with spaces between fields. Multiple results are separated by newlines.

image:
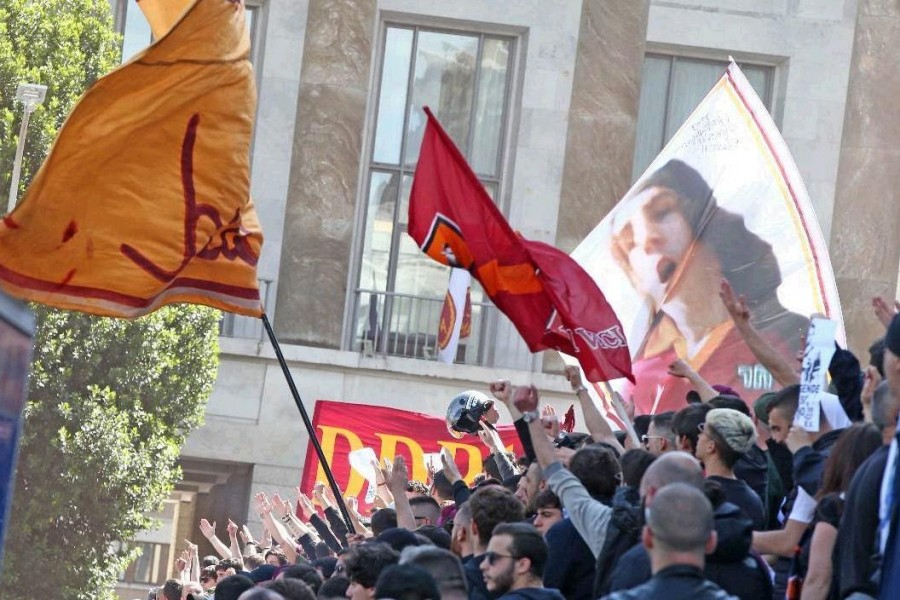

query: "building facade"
xmin=108 ymin=0 xmax=900 ymax=595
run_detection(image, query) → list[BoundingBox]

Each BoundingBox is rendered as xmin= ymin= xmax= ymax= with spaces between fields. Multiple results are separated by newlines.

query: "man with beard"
xmin=480 ymin=523 xmax=564 ymax=600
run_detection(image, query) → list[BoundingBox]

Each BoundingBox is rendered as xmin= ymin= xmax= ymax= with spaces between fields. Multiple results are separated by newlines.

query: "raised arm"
xmin=873 ymin=296 xmax=900 ymax=329
xmin=226 ymin=519 xmax=242 ymax=567
xmin=565 ymin=366 xmax=625 ymax=455
xmin=720 ymin=279 xmax=799 ymax=386
xmin=198 ymin=518 xmax=232 ymax=559
xmin=667 ymin=359 xmax=718 ymax=401
xmin=387 ymin=455 xmax=417 ymax=531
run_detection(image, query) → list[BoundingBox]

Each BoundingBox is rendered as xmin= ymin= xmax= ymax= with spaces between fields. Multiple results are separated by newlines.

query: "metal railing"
xmin=353 ymin=288 xmax=537 ymax=371
xmin=219 ymin=278 xmax=273 ymax=341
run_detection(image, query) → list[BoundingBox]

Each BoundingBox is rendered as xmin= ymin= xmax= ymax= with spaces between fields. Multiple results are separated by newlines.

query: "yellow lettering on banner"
xmin=317 ymin=425 xmax=365 ymax=497
xmin=376 ymin=434 xmax=426 ymax=483
xmin=437 ymin=441 xmax=484 ymax=484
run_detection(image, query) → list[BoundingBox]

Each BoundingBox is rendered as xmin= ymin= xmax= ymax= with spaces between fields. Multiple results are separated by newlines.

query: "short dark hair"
xmin=672 ymin=404 xmax=713 ymax=453
xmin=200 ymin=565 xmax=218 ymax=584
xmin=374 ymin=564 xmax=440 ymax=600
xmin=265 ymin=548 xmax=289 ymax=566
xmin=343 ymin=542 xmax=400 ymax=589
xmin=620 ymin=449 xmax=656 ymax=488
xmin=212 ymin=574 xmax=255 ymax=600
xmin=202 ymin=555 xmax=220 ymax=568
xmin=317 ymin=576 xmax=350 ymax=600
xmin=317 ymin=575 xmax=350 ymax=600
xmin=407 ymin=480 xmax=430 ymax=495
xmin=280 ymin=563 xmax=325 ymax=593
xmin=245 ymin=552 xmax=266 ymax=569
xmin=432 ymin=470 xmax=454 ymax=500
xmin=468 ymin=486 xmax=525 ymax=547
xmin=315 ymin=541 xmax=333 ymax=558
xmin=371 ymin=507 xmax=398 ymax=536
xmin=162 ymin=579 xmax=183 ymax=600
xmin=532 ymin=488 xmax=561 ymax=511
xmin=767 ymin=384 xmax=800 ymax=421
xmin=415 ymin=524 xmax=451 ymax=550
xmin=870 ymin=337 xmax=886 ymax=377
xmin=491 ymin=523 xmax=548 ymax=578
xmin=633 ymin=414 xmax=652 ymax=440
xmin=409 ymin=495 xmax=442 ymax=524
xmin=261 ymin=578 xmax=316 ymax=600
xmin=708 ymin=395 xmax=751 ymax=417
xmin=649 ymin=411 xmax=676 ymax=445
xmin=569 ymin=444 xmax=621 ymax=501
xmin=217 ymin=557 xmax=243 ymax=571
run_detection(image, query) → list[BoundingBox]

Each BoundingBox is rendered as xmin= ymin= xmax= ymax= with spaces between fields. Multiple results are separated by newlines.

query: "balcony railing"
xmin=353 ymin=289 xmax=537 ymax=371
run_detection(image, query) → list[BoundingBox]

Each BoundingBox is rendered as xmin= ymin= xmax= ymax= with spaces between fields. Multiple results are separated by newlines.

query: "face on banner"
xmin=300 ymin=400 xmax=523 ymax=512
xmin=572 ymin=64 xmax=842 ymax=415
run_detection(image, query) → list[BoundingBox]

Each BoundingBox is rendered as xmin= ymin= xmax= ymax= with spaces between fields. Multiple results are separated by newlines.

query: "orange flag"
xmin=0 ymin=0 xmax=263 ymax=317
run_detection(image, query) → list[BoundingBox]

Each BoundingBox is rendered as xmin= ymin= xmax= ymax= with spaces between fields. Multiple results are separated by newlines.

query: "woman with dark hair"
xmin=610 ymin=159 xmax=808 ymax=413
xmin=789 ymin=423 xmax=882 ymax=599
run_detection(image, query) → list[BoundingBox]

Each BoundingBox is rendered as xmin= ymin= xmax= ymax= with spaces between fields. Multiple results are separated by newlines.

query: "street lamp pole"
xmin=6 ymin=83 xmax=47 ymax=214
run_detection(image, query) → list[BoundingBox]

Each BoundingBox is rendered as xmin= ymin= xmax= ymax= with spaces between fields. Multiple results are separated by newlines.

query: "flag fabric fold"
xmin=0 ymin=0 xmax=263 ymax=318
xmin=408 ymin=107 xmax=633 ymax=383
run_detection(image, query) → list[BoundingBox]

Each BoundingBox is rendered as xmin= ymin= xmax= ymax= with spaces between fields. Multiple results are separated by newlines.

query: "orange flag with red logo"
xmin=0 ymin=0 xmax=263 ymax=318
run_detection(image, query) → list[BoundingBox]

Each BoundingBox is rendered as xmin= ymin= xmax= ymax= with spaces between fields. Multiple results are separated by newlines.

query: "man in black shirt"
xmin=696 ymin=408 xmax=766 ymax=530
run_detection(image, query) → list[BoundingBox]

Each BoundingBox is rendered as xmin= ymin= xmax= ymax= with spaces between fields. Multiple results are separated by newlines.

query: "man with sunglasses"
xmin=480 ymin=523 xmax=564 ymax=600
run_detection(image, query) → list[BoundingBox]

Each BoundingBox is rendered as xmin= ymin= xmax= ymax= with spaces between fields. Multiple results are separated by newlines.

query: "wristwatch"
xmin=522 ymin=410 xmax=539 ymax=423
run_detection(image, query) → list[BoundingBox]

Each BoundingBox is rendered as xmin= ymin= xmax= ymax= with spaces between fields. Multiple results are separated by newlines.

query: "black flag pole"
xmin=260 ymin=313 xmax=355 ymax=533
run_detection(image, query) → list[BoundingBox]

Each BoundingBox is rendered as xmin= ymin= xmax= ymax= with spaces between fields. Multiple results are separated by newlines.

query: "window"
xmin=115 ymin=541 xmax=170 ymax=585
xmin=117 ymin=0 xmax=263 ymax=64
xmin=350 ymin=24 xmax=517 ymax=364
xmin=633 ymin=54 xmax=774 ymax=177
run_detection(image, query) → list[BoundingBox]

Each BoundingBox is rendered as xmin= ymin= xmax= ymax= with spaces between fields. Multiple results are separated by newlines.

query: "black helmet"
xmin=446 ymin=390 xmax=494 ymax=439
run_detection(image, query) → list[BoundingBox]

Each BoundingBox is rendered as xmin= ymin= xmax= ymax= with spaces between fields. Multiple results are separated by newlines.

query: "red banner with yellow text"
xmin=300 ymin=401 xmax=523 ymax=509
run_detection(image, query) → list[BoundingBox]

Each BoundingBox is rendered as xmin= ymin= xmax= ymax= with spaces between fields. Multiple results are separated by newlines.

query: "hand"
xmin=297 ymin=492 xmax=315 ymax=520
xmin=667 ymin=358 xmax=696 ymax=379
xmin=489 ymin=380 xmax=512 ymax=404
xmin=199 ymin=518 xmax=217 ymax=541
xmin=175 ymin=555 xmax=188 ymax=573
xmin=345 ymin=495 xmax=360 ymax=516
xmin=873 ymin=296 xmax=899 ymax=329
xmin=386 ymin=455 xmax=409 ymax=495
xmin=440 ymin=446 xmax=463 ymax=485
xmin=185 ymin=540 xmax=198 ymax=558
xmin=226 ymin=519 xmax=239 ymax=538
xmin=322 ymin=484 xmax=339 ymax=508
xmin=312 ymin=482 xmax=326 ymax=506
xmin=554 ymin=446 xmax=576 ymax=467
xmin=624 ymin=394 xmax=635 ymax=422
xmin=477 ymin=421 xmax=503 ymax=453
xmin=346 ymin=532 xmax=368 ymax=546
xmin=786 ymin=425 xmax=813 ymax=454
xmin=372 ymin=494 xmax=388 ymax=510
xmin=512 ymin=384 xmax=539 ymax=414
xmin=271 ymin=493 xmax=290 ymax=519
xmin=720 ymin=279 xmax=750 ymax=325
xmin=862 ymin=365 xmax=883 ymax=412
xmin=541 ymin=405 xmax=561 ymax=438
xmin=564 ymin=365 xmax=585 ymax=392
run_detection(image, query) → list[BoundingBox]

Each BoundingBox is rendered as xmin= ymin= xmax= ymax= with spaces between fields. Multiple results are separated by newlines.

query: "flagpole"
xmin=260 ymin=313 xmax=355 ymax=534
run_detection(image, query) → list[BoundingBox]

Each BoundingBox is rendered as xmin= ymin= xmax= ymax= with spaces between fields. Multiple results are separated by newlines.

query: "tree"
xmin=0 ymin=2 xmax=222 ymax=598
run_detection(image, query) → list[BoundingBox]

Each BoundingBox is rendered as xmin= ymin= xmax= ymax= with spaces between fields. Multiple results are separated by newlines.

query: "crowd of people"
xmin=143 ymin=291 xmax=900 ymax=600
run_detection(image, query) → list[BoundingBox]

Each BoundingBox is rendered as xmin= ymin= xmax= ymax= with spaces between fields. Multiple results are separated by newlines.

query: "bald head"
xmin=639 ymin=451 xmax=704 ymax=500
xmin=645 ymin=483 xmax=714 ymax=553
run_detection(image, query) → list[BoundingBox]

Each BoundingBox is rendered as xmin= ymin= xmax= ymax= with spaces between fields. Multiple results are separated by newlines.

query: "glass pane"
xmin=246 ymin=6 xmax=257 ymax=50
xmin=742 ymin=65 xmax=771 ymax=107
xmin=359 ymin=171 xmax=399 ymax=292
xmin=373 ymin=28 xmax=414 ymax=165
xmin=121 ymin=0 xmax=152 ymax=62
xmin=132 ymin=542 xmax=154 ymax=583
xmin=404 ymin=31 xmax=479 ymax=166
xmin=398 ymin=174 xmax=413 ymax=226
xmin=666 ymin=59 xmax=724 ymax=140
xmin=471 ymin=38 xmax=511 ymax=176
xmin=632 ymin=56 xmax=672 ymax=178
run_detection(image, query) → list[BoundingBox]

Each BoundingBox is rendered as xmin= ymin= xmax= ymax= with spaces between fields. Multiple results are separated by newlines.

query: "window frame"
xmin=342 ymin=16 xmax=524 ymax=362
xmin=632 ymin=50 xmax=780 ymax=180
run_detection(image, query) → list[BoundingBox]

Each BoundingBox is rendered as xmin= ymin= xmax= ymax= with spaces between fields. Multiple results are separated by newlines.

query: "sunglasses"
xmin=483 ymin=551 xmax=517 ymax=566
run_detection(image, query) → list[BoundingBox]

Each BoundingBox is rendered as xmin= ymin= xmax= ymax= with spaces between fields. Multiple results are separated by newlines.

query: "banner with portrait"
xmin=572 ymin=62 xmax=843 ymax=415
xmin=300 ymin=400 xmax=523 ymax=511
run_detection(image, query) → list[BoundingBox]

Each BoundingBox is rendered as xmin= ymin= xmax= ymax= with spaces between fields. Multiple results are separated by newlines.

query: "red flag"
xmin=408 ymin=108 xmax=633 ymax=383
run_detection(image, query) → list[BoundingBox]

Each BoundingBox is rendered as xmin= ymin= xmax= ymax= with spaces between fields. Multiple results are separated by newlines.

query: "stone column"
xmin=544 ymin=0 xmax=650 ymax=375
xmin=554 ymin=0 xmax=651 ymax=254
xmin=274 ymin=0 xmax=376 ymax=346
xmin=830 ymin=1 xmax=900 ymax=358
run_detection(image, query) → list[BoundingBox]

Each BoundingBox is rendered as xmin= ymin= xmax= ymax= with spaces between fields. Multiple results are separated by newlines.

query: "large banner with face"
xmin=572 ymin=62 xmax=843 ymax=415
xmin=300 ymin=401 xmax=523 ymax=510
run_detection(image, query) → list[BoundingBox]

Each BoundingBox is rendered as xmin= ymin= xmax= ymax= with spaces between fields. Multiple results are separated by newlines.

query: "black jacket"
xmin=463 ymin=553 xmax=490 ymax=600
xmin=601 ymin=565 xmax=738 ymax=600
xmin=608 ymin=501 xmax=772 ymax=600
xmin=498 ymin=587 xmax=565 ymax=600
xmin=543 ymin=518 xmax=594 ymax=600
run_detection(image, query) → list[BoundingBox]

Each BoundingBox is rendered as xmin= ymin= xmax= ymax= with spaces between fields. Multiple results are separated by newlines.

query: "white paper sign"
xmin=795 ymin=318 xmax=837 ymax=431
